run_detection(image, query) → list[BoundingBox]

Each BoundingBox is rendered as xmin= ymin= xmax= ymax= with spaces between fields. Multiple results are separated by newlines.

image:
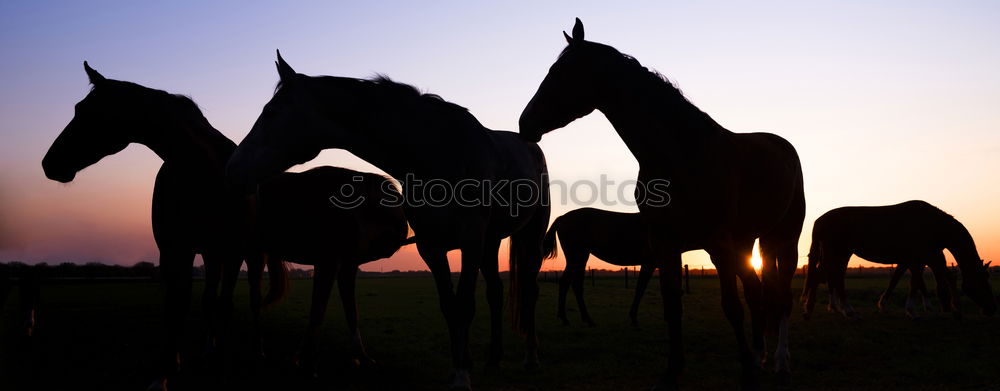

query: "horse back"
xmin=556 ymin=208 xmax=653 ymax=265
xmin=812 ymin=201 xmax=950 ymax=263
xmin=257 ymin=167 xmax=407 ymax=265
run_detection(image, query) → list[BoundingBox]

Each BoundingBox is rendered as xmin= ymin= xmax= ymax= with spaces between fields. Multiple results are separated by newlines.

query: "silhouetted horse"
xmin=802 ymin=200 xmax=996 ymax=320
xmin=41 ymin=64 xmax=252 ymax=390
xmin=543 ymin=208 xmax=682 ymax=327
xmin=254 ymin=166 xmax=413 ymax=372
xmin=226 ymin=52 xmax=550 ymax=390
xmin=519 ymin=19 xmax=805 ymax=389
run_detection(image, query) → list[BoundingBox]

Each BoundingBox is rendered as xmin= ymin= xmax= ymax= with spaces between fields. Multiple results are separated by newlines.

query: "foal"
xmin=254 ymin=166 xmax=412 ymax=371
xmin=544 ymin=208 xmax=683 ymax=327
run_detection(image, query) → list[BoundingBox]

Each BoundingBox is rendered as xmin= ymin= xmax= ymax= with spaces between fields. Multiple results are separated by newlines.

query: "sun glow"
xmin=750 ymin=239 xmax=763 ymax=270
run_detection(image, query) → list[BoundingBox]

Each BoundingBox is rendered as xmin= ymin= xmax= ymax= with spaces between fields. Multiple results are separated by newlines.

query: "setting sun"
xmin=750 ymin=239 xmax=763 ymax=270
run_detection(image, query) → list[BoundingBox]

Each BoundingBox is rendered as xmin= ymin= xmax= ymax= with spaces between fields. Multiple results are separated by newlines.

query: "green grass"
xmin=2 ymin=275 xmax=998 ymax=390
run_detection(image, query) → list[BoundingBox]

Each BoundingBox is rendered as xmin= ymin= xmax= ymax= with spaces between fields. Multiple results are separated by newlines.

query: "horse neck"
xmin=945 ymin=220 xmax=982 ymax=272
xmin=333 ymin=105 xmax=488 ymax=181
xmin=595 ymin=69 xmax=728 ymax=168
xmin=139 ymin=109 xmax=235 ymax=172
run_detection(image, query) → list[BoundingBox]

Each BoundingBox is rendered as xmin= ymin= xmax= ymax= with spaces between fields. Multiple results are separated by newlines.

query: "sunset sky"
xmin=1 ymin=1 xmax=998 ymax=272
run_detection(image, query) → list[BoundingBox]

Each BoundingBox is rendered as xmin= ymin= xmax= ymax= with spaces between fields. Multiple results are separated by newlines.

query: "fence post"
xmin=684 ymin=264 xmax=690 ymax=294
xmin=624 ymin=267 xmax=629 ymax=289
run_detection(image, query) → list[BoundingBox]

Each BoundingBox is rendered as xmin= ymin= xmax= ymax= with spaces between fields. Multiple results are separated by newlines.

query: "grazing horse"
xmin=41 ymin=64 xmax=253 ymax=390
xmin=519 ymin=19 xmax=805 ymax=389
xmin=226 ymin=52 xmax=550 ymax=390
xmin=544 ymin=207 xmax=683 ymax=327
xmin=801 ymin=200 xmax=996 ymax=320
xmin=254 ymin=166 xmax=413 ymax=372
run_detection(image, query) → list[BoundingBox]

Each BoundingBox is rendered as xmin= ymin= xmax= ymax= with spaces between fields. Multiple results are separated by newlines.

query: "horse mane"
xmin=99 ymin=80 xmax=210 ymax=127
xmin=367 ymin=75 xmax=470 ymax=114
xmin=274 ymin=73 xmax=471 ymax=114
xmin=570 ymin=42 xmax=719 ymax=126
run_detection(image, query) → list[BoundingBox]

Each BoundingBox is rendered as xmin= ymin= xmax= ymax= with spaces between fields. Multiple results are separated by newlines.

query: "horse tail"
xmin=807 ymin=239 xmax=824 ymax=282
xmin=262 ymin=254 xmax=289 ymax=308
xmin=542 ymin=218 xmax=561 ymax=260
xmin=801 ymin=239 xmax=824 ymax=316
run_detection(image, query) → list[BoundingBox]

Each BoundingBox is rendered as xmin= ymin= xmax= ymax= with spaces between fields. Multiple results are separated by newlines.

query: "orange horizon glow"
xmin=1 ymin=3 xmax=999 ymax=273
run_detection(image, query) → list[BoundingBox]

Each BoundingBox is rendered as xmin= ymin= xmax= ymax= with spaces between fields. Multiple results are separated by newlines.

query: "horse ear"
xmin=83 ymin=61 xmax=105 ymax=84
xmin=563 ymin=31 xmax=573 ymax=44
xmin=275 ymin=49 xmax=296 ymax=81
xmin=572 ymin=17 xmax=585 ymax=42
xmin=986 ymin=261 xmax=992 ymax=269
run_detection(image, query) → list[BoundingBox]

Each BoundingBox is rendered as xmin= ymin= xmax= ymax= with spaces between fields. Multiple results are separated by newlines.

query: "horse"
xmin=801 ymin=200 xmax=996 ymax=320
xmin=543 ymin=207 xmax=684 ymax=327
xmin=226 ymin=52 xmax=551 ymax=390
xmin=254 ymin=166 xmax=413 ymax=373
xmin=41 ymin=63 xmax=257 ymax=390
xmin=519 ymin=19 xmax=806 ymax=390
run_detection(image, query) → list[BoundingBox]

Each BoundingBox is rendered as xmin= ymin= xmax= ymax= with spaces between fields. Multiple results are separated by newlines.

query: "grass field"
xmin=2 ymin=274 xmax=998 ymax=390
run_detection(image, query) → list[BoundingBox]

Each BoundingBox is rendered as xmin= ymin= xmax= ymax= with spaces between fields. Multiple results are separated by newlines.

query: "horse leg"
xmin=556 ymin=263 xmax=571 ymax=326
xmin=480 ymin=239 xmax=505 ymax=368
xmin=513 ymin=224 xmax=546 ymax=372
xmin=337 ymin=264 xmax=374 ymax=368
xmin=801 ymin=258 xmax=823 ymax=320
xmin=246 ymin=253 xmax=266 ymax=359
xmin=296 ymin=262 xmax=338 ymax=376
xmin=149 ymin=249 xmax=195 ymax=391
xmin=217 ymin=253 xmax=242 ymax=330
xmin=769 ymin=239 xmax=800 ymax=378
xmin=927 ymin=254 xmax=960 ymax=319
xmin=736 ymin=256 xmax=764 ymax=370
xmin=651 ymin=241 xmax=684 ymax=391
xmin=447 ymin=236 xmax=484 ymax=389
xmin=825 ymin=253 xmax=855 ymax=318
xmin=630 ymin=264 xmax=655 ymax=328
xmin=416 ymin=244 xmax=463 ymax=388
xmin=201 ymin=253 xmax=223 ymax=354
xmin=713 ymin=258 xmax=760 ymax=390
xmin=911 ymin=265 xmax=933 ymax=312
xmin=570 ymin=257 xmax=595 ymax=327
xmin=881 ymin=264 xmax=906 ymax=313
